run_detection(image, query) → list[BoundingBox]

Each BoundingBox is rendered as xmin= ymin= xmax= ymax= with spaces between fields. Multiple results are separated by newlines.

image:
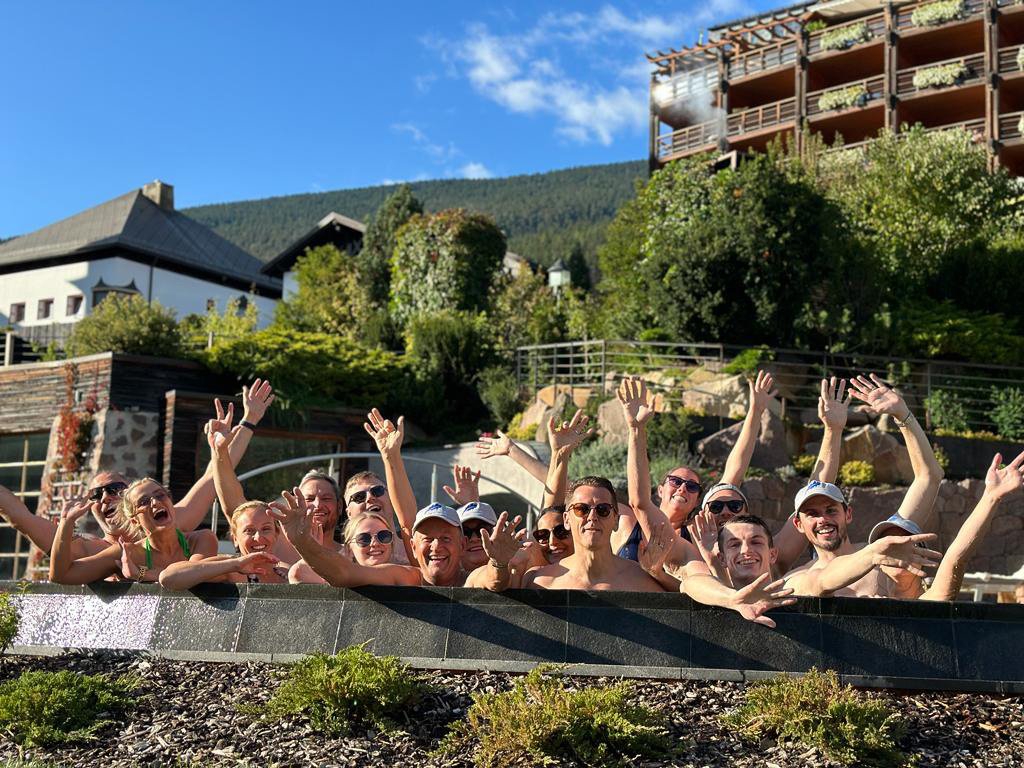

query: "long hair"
xmin=116 ymin=477 xmax=164 ymax=536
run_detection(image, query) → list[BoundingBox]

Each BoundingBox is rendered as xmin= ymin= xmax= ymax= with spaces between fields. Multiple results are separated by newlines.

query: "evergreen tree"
xmin=360 ymin=185 xmax=424 ymax=306
xmin=566 ymin=239 xmax=591 ymax=291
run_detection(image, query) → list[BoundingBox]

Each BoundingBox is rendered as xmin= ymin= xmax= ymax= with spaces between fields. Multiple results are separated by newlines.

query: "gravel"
xmin=0 ymin=652 xmax=1021 ymax=768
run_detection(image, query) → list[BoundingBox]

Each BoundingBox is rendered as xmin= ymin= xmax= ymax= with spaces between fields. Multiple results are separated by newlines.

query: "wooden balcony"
xmin=728 ymin=39 xmax=798 ymax=81
xmin=807 ymin=75 xmax=886 ymax=118
xmin=999 ymin=111 xmax=1024 ymax=142
xmin=726 ymin=97 xmax=797 ymax=137
xmin=895 ymin=0 xmax=985 ymax=32
xmin=997 ymin=0 xmax=1024 ymax=10
xmin=807 ymin=13 xmax=886 ymax=58
xmin=653 ymin=64 xmax=719 ymax=110
xmin=998 ymin=45 xmax=1024 ymax=77
xmin=924 ymin=117 xmax=986 ymax=137
xmin=896 ymin=53 xmax=985 ymax=97
xmin=656 ymin=121 xmax=720 ymax=160
xmin=825 ymin=137 xmax=873 ymax=152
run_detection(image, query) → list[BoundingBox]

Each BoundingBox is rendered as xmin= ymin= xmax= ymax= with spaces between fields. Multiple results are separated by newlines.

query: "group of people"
xmin=1 ymin=371 xmax=1022 ymax=629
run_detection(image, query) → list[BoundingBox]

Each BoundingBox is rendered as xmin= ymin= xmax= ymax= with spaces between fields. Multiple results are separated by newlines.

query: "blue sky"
xmin=0 ymin=0 xmax=771 ymax=237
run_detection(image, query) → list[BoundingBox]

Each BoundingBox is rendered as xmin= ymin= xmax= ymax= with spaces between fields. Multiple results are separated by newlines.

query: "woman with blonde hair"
xmin=343 ymin=510 xmax=397 ymax=567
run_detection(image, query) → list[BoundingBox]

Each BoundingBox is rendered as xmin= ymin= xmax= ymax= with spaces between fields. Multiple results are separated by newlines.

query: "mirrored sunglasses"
xmin=533 ymin=524 xmax=571 ymax=544
xmin=348 ymin=484 xmax=386 ymax=505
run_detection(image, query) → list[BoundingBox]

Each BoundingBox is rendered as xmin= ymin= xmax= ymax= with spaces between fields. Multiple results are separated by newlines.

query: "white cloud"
xmin=459 ymin=162 xmax=493 ymax=179
xmin=392 ymin=122 xmax=458 ymax=162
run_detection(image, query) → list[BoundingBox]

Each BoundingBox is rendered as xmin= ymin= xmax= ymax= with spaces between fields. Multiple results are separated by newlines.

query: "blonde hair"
xmin=117 ymin=477 xmax=164 ymax=534
xmin=342 ymin=510 xmax=393 ymax=544
xmin=229 ymin=500 xmax=278 ymax=536
xmin=343 ymin=471 xmax=384 ymax=500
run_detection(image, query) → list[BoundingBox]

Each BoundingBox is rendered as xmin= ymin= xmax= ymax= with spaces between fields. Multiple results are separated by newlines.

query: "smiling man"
xmin=718 ymin=514 xmax=778 ymax=588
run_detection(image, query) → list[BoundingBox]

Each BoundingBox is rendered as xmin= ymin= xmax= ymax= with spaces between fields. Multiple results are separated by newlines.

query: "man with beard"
xmin=784 ymin=374 xmax=946 ymax=597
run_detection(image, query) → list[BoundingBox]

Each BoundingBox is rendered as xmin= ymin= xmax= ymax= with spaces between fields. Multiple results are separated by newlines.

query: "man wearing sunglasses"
xmin=458 ymin=501 xmax=498 ymax=572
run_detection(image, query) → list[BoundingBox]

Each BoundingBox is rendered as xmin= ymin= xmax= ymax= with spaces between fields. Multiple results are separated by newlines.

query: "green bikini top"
xmin=144 ymin=529 xmax=191 ymax=569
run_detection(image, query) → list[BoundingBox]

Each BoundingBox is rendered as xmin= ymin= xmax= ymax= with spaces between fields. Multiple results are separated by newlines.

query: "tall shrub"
xmin=361 ymin=185 xmax=423 ymax=307
xmin=65 ymin=294 xmax=184 ymax=358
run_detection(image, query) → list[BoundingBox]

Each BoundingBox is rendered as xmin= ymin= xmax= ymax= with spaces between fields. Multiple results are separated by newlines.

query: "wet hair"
xmin=342 ymin=511 xmax=394 ymax=544
xmin=567 ymin=476 xmax=618 ymax=509
xmin=117 ymin=477 xmax=165 ymax=535
xmin=719 ymin=513 xmax=775 ymax=549
xmin=229 ymin=500 xmax=278 ymax=536
xmin=300 ymin=470 xmax=341 ymax=501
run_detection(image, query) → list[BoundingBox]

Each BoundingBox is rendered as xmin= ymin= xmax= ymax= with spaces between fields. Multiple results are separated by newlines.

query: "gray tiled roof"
xmin=0 ymin=189 xmax=280 ymax=292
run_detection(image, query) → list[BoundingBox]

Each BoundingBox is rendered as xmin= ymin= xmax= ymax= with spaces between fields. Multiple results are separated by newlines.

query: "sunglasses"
xmin=348 ymin=484 xmax=386 ymax=506
xmin=567 ymin=502 xmax=615 ymax=519
xmin=664 ymin=475 xmax=702 ymax=495
xmin=707 ymin=499 xmax=746 ymax=515
xmin=351 ymin=530 xmax=394 ymax=548
xmin=88 ymin=481 xmax=128 ymax=502
xmin=462 ymin=522 xmax=493 ymax=539
xmin=533 ymin=524 xmax=571 ymax=544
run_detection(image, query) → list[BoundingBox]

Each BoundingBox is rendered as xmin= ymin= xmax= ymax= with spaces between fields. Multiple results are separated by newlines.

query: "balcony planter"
xmin=910 ymin=0 xmax=966 ymax=27
xmin=1018 ymin=115 xmax=1024 ymax=137
xmin=818 ymin=84 xmax=870 ymax=112
xmin=912 ymin=61 xmax=969 ymax=89
xmin=1017 ymin=45 xmax=1024 ymax=72
xmin=820 ymin=22 xmax=872 ymax=52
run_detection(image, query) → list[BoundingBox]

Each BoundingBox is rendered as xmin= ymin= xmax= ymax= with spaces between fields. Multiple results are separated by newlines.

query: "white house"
xmin=0 ymin=181 xmax=281 ymax=343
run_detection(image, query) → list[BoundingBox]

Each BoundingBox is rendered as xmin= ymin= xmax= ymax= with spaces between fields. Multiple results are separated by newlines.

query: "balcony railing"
xmin=727 ymin=97 xmax=797 ymax=136
xmin=806 ymin=75 xmax=886 ymax=118
xmin=896 ymin=53 xmax=985 ymax=96
xmin=999 ymin=111 xmax=1024 ymax=142
xmin=728 ymin=39 xmax=799 ymax=80
xmin=996 ymin=0 xmax=1024 ymax=9
xmin=895 ymin=0 xmax=985 ymax=31
xmin=652 ymin=65 xmax=719 ymax=109
xmin=923 ymin=117 xmax=986 ymax=138
xmin=656 ymin=120 xmax=721 ymax=160
xmin=998 ymin=45 xmax=1024 ymax=77
xmin=825 ymin=137 xmax=873 ymax=153
xmin=807 ymin=13 xmax=886 ymax=57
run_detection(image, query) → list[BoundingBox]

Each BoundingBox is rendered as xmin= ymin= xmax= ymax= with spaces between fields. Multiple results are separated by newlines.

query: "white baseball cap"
xmin=457 ymin=501 xmax=497 ymax=526
xmin=412 ymin=502 xmax=461 ymax=533
xmin=794 ymin=481 xmax=847 ymax=514
xmin=867 ymin=513 xmax=924 ymax=544
xmin=702 ymin=482 xmax=749 ymax=510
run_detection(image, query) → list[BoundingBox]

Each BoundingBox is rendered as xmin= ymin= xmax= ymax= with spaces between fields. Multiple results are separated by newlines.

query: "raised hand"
xmin=548 ymin=409 xmax=594 ymax=454
xmin=849 ymin=373 xmax=910 ymax=421
xmin=748 ymin=370 xmax=778 ymax=414
xmin=234 ymin=551 xmax=280 ymax=576
xmin=817 ymin=376 xmax=852 ymax=431
xmin=443 ymin=465 xmax=481 ymax=506
xmin=268 ymin=488 xmax=312 ymax=542
xmin=686 ymin=508 xmax=719 ymax=566
xmin=869 ymin=532 xmax=942 ymax=578
xmin=479 ymin=511 xmax=524 ymax=568
xmin=639 ymin=522 xmax=672 ymax=576
xmin=729 ymin=573 xmax=796 ymax=628
xmin=59 ymin=495 xmax=92 ymax=526
xmin=475 ymin=431 xmax=512 ymax=460
xmin=984 ymin=450 xmax=1024 ymax=501
xmin=617 ymin=376 xmax=656 ymax=429
xmin=363 ymin=408 xmax=405 ymax=460
xmin=242 ymin=378 xmax=275 ymax=424
xmin=206 ymin=399 xmax=235 ymax=456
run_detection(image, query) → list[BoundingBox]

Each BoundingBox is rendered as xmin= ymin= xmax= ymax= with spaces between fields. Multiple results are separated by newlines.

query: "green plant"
xmin=0 ymin=670 xmax=136 ymax=747
xmin=990 ymin=387 xmax=1024 ymax=441
xmin=361 ymin=185 xmax=424 ymax=307
xmin=65 ymin=294 xmax=184 ymax=358
xmin=180 ymin=295 xmax=259 ymax=347
xmin=1018 ymin=114 xmax=1024 ymax=137
xmin=839 ymin=460 xmax=876 ymax=486
xmin=819 ymin=22 xmax=872 ymax=51
xmin=805 ymin=19 xmax=827 ymax=32
xmin=505 ymin=411 xmax=537 ymax=441
xmin=723 ymin=346 xmax=775 ymax=376
xmin=792 ymin=454 xmax=818 ymax=476
xmin=569 ymin=442 xmax=628 ymax=493
xmin=646 ymin=410 xmax=699 ymax=455
xmin=932 ymin=443 xmax=950 ymax=473
xmin=259 ymin=645 xmax=428 ymax=735
xmin=724 ymin=668 xmax=907 ymax=767
xmin=912 ymin=61 xmax=969 ymax=90
xmin=923 ymin=389 xmax=970 ymax=433
xmin=477 ymin=365 xmax=523 ymax=428
xmin=0 ymin=593 xmax=17 ymax=654
xmin=818 ymin=84 xmax=869 ymax=112
xmin=1018 ymin=46 xmax=1024 ymax=72
xmin=436 ymin=666 xmax=672 ymax=768
xmin=910 ymin=0 xmax=965 ymax=27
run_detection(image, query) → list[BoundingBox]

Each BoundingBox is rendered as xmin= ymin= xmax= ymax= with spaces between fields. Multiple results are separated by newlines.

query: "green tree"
xmin=566 ymin=239 xmax=591 ymax=291
xmin=66 ymin=294 xmax=184 ymax=358
xmin=273 ymin=244 xmax=373 ymax=342
xmin=361 ymin=185 xmax=423 ymax=306
xmin=488 ymin=268 xmax=567 ymax=349
xmin=390 ymin=209 xmax=506 ymax=328
xmin=595 ymin=187 xmax=651 ymax=338
xmin=180 ymin=295 xmax=259 ymax=346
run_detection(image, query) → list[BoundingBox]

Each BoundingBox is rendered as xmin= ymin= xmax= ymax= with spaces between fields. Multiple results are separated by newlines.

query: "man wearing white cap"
xmin=458 ymin=501 xmax=498 ymax=572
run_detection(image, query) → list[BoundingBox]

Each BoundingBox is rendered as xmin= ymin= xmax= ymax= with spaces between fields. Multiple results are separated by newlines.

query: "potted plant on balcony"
xmin=1017 ymin=45 xmax=1024 ymax=73
xmin=912 ymin=61 xmax=970 ymax=90
xmin=818 ymin=84 xmax=870 ymax=112
xmin=820 ymin=22 xmax=872 ymax=52
xmin=910 ymin=0 xmax=966 ymax=27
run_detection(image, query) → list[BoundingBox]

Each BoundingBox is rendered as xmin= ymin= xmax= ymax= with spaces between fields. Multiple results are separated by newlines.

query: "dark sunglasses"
xmin=533 ymin=525 xmax=571 ymax=544
xmin=88 ymin=481 xmax=128 ymax=502
xmin=348 ymin=484 xmax=386 ymax=505
xmin=707 ymin=499 xmax=746 ymax=515
xmin=462 ymin=522 xmax=494 ymax=539
xmin=568 ymin=502 xmax=615 ymax=519
xmin=664 ymin=475 xmax=702 ymax=495
xmin=351 ymin=530 xmax=394 ymax=548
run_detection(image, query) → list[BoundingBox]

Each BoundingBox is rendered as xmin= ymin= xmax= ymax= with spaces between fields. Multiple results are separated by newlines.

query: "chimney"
xmin=142 ymin=180 xmax=174 ymax=210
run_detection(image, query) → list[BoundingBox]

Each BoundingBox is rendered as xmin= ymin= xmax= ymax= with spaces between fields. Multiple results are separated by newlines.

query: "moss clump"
xmin=839 ymin=459 xmax=876 ymax=486
xmin=792 ymin=454 xmax=818 ymax=476
xmin=723 ymin=669 xmax=908 ymax=767
xmin=436 ymin=666 xmax=672 ymax=768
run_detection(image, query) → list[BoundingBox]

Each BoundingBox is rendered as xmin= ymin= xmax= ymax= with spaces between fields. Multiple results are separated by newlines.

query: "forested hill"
xmin=184 ymin=160 xmax=646 ymax=268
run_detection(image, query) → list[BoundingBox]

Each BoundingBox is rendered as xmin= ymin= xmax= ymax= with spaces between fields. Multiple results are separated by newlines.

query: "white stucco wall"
xmin=0 ymin=257 xmax=277 ymax=328
xmin=282 ymin=270 xmax=298 ymax=299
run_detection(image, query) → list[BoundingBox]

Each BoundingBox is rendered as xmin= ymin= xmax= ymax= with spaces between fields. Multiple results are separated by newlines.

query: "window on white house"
xmin=206 ymin=298 xmax=217 ymax=312
xmin=66 ymin=295 xmax=83 ymax=316
xmin=9 ymin=303 xmax=25 ymax=323
xmin=37 ymin=299 xmax=53 ymax=320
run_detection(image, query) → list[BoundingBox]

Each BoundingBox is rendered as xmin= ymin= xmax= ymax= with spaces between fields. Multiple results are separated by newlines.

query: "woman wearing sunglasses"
xmin=342 ymin=511 xmax=397 ymax=566
xmin=531 ymin=506 xmax=574 ymax=562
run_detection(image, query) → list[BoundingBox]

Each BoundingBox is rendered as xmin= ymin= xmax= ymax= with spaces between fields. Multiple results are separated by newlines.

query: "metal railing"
xmin=807 ymin=13 xmax=886 ymax=57
xmin=215 ymin=452 xmax=542 ymax=537
xmin=514 ymin=340 xmax=1024 ymax=433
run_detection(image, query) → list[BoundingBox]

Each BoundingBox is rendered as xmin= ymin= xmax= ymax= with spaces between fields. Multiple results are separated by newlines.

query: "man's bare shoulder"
xmin=613 ymin=557 xmax=668 ymax=592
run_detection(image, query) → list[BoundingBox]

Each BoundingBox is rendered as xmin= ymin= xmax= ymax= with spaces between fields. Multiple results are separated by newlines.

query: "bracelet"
xmin=489 ymin=558 xmax=509 ymax=570
xmin=893 ymin=412 xmax=915 ymax=429
xmin=239 ymin=419 xmax=259 ymax=433
xmin=137 ymin=565 xmax=148 ymax=583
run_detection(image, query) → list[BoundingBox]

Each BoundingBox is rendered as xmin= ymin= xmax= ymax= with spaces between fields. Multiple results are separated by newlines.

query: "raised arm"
xmin=922 ymin=451 xmax=1024 ymax=601
xmin=721 ymin=371 xmax=778 ymax=486
xmin=49 ymin=498 xmax=120 ymax=584
xmin=159 ymin=551 xmax=279 ymax=590
xmin=543 ymin=410 xmax=594 ymax=508
xmin=849 ymin=373 xmax=943 ymax=532
xmin=475 ymin=430 xmax=549 ymax=485
xmin=207 ymin=418 xmax=247 ymax=518
xmin=443 ymin=465 xmax=481 ymax=507
xmin=0 ymin=484 xmax=59 ymax=553
xmin=364 ymin=409 xmax=418 ymax=539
